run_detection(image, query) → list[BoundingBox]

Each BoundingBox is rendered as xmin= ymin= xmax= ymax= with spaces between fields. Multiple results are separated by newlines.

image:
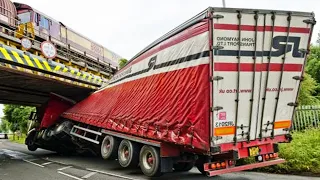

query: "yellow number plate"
xmin=249 ymin=147 xmax=260 ymax=157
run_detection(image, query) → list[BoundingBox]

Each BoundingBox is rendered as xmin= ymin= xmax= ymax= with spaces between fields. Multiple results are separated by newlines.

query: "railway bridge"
xmin=0 ymin=0 xmax=121 ymax=107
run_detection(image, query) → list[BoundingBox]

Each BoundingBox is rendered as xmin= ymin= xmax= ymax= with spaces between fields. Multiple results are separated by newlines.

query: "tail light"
xmin=216 ymin=163 xmax=221 ymax=169
xmin=210 ymin=163 xmax=216 ymax=169
xmin=269 ymin=153 xmax=274 ymax=158
xmin=265 ymin=154 xmax=270 ymax=160
xmin=228 ymin=160 xmax=235 ymax=166
xmin=209 ymin=162 xmax=227 ymax=170
xmin=273 ymin=153 xmax=278 ymax=158
xmin=221 ymin=162 xmax=226 ymax=168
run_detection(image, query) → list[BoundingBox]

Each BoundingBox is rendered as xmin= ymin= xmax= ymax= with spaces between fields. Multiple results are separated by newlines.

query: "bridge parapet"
xmin=0 ymin=44 xmax=107 ymax=89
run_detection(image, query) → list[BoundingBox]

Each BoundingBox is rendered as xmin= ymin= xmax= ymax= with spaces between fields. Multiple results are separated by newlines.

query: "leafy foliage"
xmin=119 ymin=58 xmax=128 ymax=69
xmin=305 ymin=46 xmax=320 ymax=84
xmin=1 ymin=105 xmax=35 ymax=134
xmin=298 ymin=73 xmax=320 ymax=105
xmin=260 ymin=129 xmax=320 ymax=175
xmin=0 ymin=119 xmax=10 ymax=133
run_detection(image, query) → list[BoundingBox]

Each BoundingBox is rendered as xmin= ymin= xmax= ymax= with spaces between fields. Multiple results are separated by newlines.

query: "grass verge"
xmin=240 ymin=128 xmax=320 ymax=176
xmin=8 ymin=134 xmax=26 ymax=144
xmin=262 ymin=128 xmax=320 ymax=175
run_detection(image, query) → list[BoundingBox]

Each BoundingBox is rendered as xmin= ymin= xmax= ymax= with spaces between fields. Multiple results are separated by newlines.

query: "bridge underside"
xmin=0 ymin=66 xmax=93 ymax=106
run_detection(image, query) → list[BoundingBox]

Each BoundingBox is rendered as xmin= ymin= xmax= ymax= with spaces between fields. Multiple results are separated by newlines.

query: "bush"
xmin=243 ymin=129 xmax=320 ymax=176
xmin=266 ymin=129 xmax=320 ymax=175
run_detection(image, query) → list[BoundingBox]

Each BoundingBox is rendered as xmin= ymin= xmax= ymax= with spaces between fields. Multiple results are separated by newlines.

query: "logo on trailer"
xmin=215 ymin=36 xmax=304 ymax=58
xmin=21 ymin=38 xmax=32 ymax=50
xmin=272 ymin=36 xmax=302 ymax=58
xmin=41 ymin=41 xmax=57 ymax=59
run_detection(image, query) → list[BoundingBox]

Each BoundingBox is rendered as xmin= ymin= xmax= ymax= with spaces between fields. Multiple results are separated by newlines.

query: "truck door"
xmin=211 ymin=10 xmax=313 ymax=145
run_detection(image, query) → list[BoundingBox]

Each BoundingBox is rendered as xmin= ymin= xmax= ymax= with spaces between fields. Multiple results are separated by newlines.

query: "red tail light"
xmin=216 ymin=163 xmax=221 ymax=169
xmin=274 ymin=153 xmax=278 ymax=158
xmin=210 ymin=163 xmax=216 ymax=169
xmin=269 ymin=153 xmax=274 ymax=158
xmin=221 ymin=162 xmax=226 ymax=168
xmin=265 ymin=154 xmax=270 ymax=160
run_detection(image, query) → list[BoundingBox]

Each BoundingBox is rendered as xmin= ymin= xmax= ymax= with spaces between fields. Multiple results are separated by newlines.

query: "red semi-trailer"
xmin=26 ymin=7 xmax=315 ymax=177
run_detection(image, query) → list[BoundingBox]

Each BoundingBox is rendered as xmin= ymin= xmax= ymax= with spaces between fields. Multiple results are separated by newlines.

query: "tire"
xmin=26 ymin=130 xmax=38 ymax=151
xmin=101 ymin=135 xmax=119 ymax=160
xmin=139 ymin=145 xmax=162 ymax=177
xmin=27 ymin=144 xmax=38 ymax=151
xmin=118 ymin=140 xmax=139 ymax=168
xmin=54 ymin=121 xmax=73 ymax=135
xmin=173 ymin=162 xmax=194 ymax=172
xmin=195 ymin=160 xmax=206 ymax=175
xmin=42 ymin=129 xmax=53 ymax=141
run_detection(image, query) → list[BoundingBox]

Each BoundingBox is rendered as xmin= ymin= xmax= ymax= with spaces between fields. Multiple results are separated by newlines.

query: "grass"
xmin=8 ymin=134 xmax=26 ymax=144
xmin=240 ymin=128 xmax=320 ymax=176
xmin=262 ymin=128 xmax=320 ymax=175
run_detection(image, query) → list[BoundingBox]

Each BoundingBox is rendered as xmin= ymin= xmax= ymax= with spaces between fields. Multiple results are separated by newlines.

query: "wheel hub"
xmin=147 ymin=157 xmax=153 ymax=164
xmin=124 ymin=150 xmax=129 ymax=157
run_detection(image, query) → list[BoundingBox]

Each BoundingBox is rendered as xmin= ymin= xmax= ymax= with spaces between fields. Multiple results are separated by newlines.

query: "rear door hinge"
xmin=292 ymin=76 xmax=304 ymax=81
xmin=212 ymin=45 xmax=224 ymax=50
xmin=212 ymin=14 xmax=224 ymax=19
xmin=287 ymin=102 xmax=298 ymax=107
xmin=212 ymin=106 xmax=223 ymax=111
xmin=211 ymin=76 xmax=224 ymax=81
xmin=303 ymin=18 xmax=316 ymax=25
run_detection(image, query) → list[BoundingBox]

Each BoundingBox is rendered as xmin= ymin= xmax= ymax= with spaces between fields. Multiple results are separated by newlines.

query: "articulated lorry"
xmin=25 ymin=7 xmax=315 ymax=177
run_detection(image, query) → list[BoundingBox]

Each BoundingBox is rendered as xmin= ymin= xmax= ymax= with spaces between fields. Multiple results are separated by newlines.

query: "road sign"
xmin=41 ymin=41 xmax=57 ymax=59
xmin=21 ymin=38 xmax=32 ymax=50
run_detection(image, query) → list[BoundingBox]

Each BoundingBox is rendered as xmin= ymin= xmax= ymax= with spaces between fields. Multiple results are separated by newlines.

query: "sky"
xmin=13 ymin=0 xmax=320 ymax=59
xmin=1 ymin=0 xmax=320 ymax=117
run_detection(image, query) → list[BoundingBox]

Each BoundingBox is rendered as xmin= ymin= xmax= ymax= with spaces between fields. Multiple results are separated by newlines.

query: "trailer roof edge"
xmin=126 ymin=7 xmax=314 ymax=68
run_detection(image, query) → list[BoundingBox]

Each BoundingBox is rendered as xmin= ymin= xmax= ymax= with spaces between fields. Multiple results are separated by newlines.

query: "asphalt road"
xmin=0 ymin=139 xmax=318 ymax=180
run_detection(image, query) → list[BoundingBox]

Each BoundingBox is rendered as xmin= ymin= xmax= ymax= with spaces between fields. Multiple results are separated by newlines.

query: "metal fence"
xmin=292 ymin=105 xmax=320 ymax=131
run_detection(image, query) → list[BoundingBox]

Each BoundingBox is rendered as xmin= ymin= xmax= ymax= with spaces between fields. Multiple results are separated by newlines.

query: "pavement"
xmin=0 ymin=139 xmax=318 ymax=180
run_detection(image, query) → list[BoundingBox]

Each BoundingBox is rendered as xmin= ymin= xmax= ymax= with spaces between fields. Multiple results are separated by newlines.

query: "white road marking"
xmin=81 ymin=172 xmax=97 ymax=179
xmin=43 ymin=158 xmax=69 ymax=165
xmin=27 ymin=158 xmax=39 ymax=162
xmin=41 ymin=162 xmax=53 ymax=166
xmin=23 ymin=159 xmax=45 ymax=168
xmin=57 ymin=166 xmax=73 ymax=171
xmin=58 ymin=171 xmax=83 ymax=180
xmin=86 ymin=168 xmax=140 ymax=180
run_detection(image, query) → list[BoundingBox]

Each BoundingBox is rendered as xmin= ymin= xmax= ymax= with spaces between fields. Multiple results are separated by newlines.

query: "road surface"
xmin=0 ymin=139 xmax=318 ymax=180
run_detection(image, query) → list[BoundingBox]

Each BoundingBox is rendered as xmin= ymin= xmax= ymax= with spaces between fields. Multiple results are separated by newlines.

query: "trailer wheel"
xmin=26 ymin=130 xmax=37 ymax=151
xmin=139 ymin=145 xmax=162 ymax=177
xmin=54 ymin=121 xmax=73 ymax=135
xmin=195 ymin=160 xmax=206 ymax=175
xmin=42 ymin=129 xmax=53 ymax=141
xmin=101 ymin=135 xmax=119 ymax=160
xmin=173 ymin=162 xmax=194 ymax=172
xmin=118 ymin=140 xmax=139 ymax=168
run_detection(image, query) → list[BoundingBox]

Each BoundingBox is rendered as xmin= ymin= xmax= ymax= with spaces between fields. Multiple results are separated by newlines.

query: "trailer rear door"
xmin=211 ymin=9 xmax=314 ymax=145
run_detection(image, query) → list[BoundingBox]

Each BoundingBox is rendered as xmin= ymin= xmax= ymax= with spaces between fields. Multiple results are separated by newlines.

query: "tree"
xmin=119 ymin=58 xmax=128 ymax=69
xmin=316 ymin=31 xmax=320 ymax=46
xmin=298 ymin=73 xmax=320 ymax=105
xmin=0 ymin=119 xmax=10 ymax=133
xmin=1 ymin=105 xmax=35 ymax=134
